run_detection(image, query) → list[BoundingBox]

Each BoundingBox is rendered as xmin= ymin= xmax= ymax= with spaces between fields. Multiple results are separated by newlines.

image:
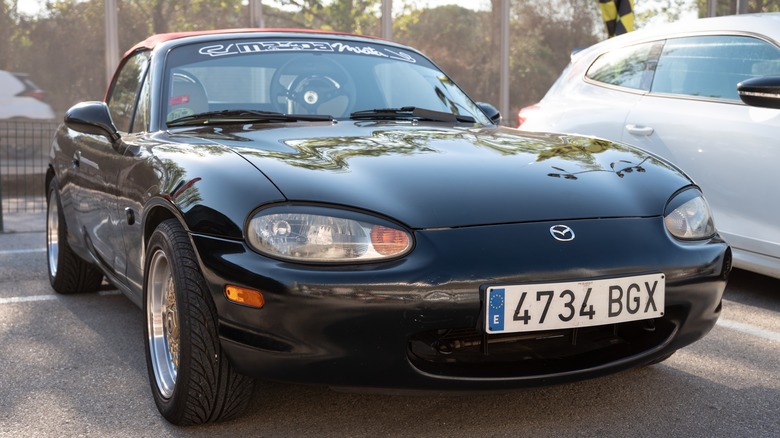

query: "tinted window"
xmin=107 ymin=51 xmax=150 ymax=132
xmin=586 ymin=42 xmax=660 ymax=91
xmin=162 ymin=39 xmax=491 ymax=125
xmin=651 ymin=35 xmax=780 ymax=100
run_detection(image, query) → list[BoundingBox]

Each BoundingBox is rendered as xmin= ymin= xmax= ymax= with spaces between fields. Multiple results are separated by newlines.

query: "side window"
xmin=107 ymin=50 xmax=150 ymax=132
xmin=586 ymin=41 xmax=661 ymax=91
xmin=131 ymin=71 xmax=151 ymax=133
xmin=651 ymin=35 xmax=780 ymax=101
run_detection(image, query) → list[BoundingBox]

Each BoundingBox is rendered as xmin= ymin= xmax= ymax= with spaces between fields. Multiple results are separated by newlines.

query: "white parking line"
xmin=717 ymin=318 xmax=780 ymax=343
xmin=0 ymin=294 xmax=58 ymax=304
xmin=0 ymin=290 xmax=121 ymax=305
xmin=0 ymin=248 xmax=46 ymax=255
xmin=0 ymin=289 xmax=777 ymax=345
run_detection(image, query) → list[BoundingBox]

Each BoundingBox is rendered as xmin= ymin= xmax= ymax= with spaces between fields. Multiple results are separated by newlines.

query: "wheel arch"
xmin=143 ymin=200 xmax=183 ymax=256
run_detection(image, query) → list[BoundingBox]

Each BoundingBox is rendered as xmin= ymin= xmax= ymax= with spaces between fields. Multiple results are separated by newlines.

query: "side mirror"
xmin=737 ymin=76 xmax=780 ymax=110
xmin=65 ymin=101 xmax=120 ymax=142
xmin=476 ymin=102 xmax=502 ymax=125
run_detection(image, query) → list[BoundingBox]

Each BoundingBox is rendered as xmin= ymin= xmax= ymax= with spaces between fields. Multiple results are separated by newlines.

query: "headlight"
xmin=247 ymin=206 xmax=413 ymax=262
xmin=664 ymin=191 xmax=715 ymax=240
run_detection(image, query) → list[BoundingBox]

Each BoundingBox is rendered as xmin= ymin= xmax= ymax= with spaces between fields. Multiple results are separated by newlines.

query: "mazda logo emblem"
xmin=550 ymin=225 xmax=575 ymax=242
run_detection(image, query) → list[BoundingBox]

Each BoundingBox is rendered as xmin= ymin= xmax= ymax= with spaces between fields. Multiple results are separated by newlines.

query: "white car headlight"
xmin=247 ymin=206 xmax=413 ymax=262
xmin=664 ymin=191 xmax=715 ymax=240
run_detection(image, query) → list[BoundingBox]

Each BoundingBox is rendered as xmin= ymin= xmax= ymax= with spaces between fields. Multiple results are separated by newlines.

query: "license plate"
xmin=485 ymin=273 xmax=665 ymax=334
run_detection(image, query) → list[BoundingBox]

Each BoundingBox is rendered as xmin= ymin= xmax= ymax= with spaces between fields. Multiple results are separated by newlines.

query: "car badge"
xmin=304 ymin=90 xmax=319 ymax=104
xmin=550 ymin=225 xmax=575 ymax=242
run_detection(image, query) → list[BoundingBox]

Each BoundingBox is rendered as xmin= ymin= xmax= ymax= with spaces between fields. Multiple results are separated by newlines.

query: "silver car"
xmin=518 ymin=13 xmax=780 ymax=280
xmin=0 ymin=70 xmax=55 ymax=119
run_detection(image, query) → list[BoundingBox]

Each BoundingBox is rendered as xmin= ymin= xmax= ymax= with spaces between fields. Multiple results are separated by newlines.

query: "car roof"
xmin=574 ymin=12 xmax=780 ymax=62
xmin=125 ymin=28 xmax=387 ymax=57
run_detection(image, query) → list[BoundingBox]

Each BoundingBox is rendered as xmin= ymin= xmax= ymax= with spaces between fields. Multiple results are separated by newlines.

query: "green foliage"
xmin=127 ymin=0 xmax=246 ymax=34
xmin=266 ymin=0 xmax=382 ymax=33
xmin=396 ymin=0 xmax=601 ymax=115
xmin=0 ymin=0 xmax=611 ymax=119
xmin=635 ymin=0 xmax=696 ymax=27
xmin=695 ymin=0 xmax=779 ymax=16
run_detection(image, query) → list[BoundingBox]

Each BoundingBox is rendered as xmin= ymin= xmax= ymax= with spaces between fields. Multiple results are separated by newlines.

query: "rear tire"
xmin=46 ymin=179 xmax=103 ymax=294
xmin=144 ymin=218 xmax=254 ymax=425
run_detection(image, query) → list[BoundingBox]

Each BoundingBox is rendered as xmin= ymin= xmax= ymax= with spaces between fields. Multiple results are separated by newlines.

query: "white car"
xmin=0 ymin=70 xmax=55 ymax=119
xmin=518 ymin=13 xmax=780 ymax=280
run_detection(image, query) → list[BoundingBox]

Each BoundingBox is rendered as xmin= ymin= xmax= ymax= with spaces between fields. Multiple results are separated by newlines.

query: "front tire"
xmin=144 ymin=219 xmax=254 ymax=425
xmin=46 ymin=179 xmax=103 ymax=294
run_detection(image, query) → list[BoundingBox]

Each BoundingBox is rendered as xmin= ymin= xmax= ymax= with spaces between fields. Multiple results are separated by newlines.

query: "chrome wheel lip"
xmin=46 ymin=191 xmax=59 ymax=278
xmin=147 ymin=249 xmax=179 ymax=399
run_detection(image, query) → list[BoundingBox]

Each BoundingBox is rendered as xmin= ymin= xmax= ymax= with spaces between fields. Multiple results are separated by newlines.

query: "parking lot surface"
xmin=1 ymin=213 xmax=779 ymax=437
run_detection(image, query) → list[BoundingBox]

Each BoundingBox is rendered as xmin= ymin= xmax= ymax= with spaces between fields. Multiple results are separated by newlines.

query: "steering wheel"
xmin=270 ymin=55 xmax=356 ymax=117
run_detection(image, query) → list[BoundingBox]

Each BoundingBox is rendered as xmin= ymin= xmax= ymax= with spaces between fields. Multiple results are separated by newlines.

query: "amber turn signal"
xmin=370 ymin=225 xmax=411 ymax=256
xmin=225 ymin=285 xmax=265 ymax=308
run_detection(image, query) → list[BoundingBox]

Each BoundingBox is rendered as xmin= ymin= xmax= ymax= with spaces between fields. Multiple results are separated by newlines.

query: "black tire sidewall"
xmin=45 ymin=178 xmax=103 ymax=293
xmin=142 ymin=219 xmax=196 ymax=424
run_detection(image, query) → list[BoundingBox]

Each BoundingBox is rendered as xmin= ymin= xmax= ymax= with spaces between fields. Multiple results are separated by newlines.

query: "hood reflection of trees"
xmin=155 ymin=126 xmax=672 ymax=182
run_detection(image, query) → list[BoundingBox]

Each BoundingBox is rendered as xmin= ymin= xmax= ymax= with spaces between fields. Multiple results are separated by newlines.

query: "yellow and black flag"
xmin=599 ymin=0 xmax=635 ymax=37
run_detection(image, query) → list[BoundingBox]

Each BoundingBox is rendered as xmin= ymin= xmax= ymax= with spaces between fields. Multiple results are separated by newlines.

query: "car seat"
xmin=167 ymin=72 xmax=209 ymax=122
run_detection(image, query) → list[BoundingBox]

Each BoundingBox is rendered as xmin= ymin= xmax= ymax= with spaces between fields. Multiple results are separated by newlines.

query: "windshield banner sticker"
xmin=198 ymin=41 xmax=417 ymax=63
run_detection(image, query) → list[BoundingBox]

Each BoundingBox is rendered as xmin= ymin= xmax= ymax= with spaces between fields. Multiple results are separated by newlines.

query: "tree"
xmin=695 ymin=0 xmax=780 ymax=16
xmin=264 ymin=0 xmax=382 ymax=34
xmin=0 ymin=1 xmax=13 ymax=65
xmin=635 ymin=0 xmax=696 ymax=27
xmin=19 ymin=1 xmax=107 ymax=110
xmin=4 ymin=0 xmax=249 ymax=112
xmin=396 ymin=0 xmax=601 ymax=115
xmin=4 ymin=0 xmax=607 ymax=118
xmin=124 ymin=0 xmax=246 ymax=34
xmin=395 ymin=5 xmax=491 ymax=102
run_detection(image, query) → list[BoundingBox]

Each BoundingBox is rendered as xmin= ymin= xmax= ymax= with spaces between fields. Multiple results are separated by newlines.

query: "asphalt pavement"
xmin=1 ymin=211 xmax=779 ymax=437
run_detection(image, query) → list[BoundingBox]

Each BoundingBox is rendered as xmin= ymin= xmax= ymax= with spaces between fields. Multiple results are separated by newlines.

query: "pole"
xmin=736 ymin=0 xmax=748 ymax=14
xmin=499 ymin=0 xmax=510 ymax=125
xmin=381 ymin=0 xmax=392 ymax=40
xmin=707 ymin=0 xmax=716 ymax=17
xmin=0 ymin=162 xmax=4 ymax=232
xmin=250 ymin=0 xmax=265 ymax=28
xmin=105 ymin=0 xmax=120 ymax=88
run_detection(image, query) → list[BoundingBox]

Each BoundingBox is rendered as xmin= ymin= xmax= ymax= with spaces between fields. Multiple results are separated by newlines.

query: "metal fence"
xmin=0 ymin=120 xmax=59 ymax=231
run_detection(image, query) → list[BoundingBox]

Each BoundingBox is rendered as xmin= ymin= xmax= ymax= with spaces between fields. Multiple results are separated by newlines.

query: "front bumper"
xmin=193 ymin=217 xmax=730 ymax=391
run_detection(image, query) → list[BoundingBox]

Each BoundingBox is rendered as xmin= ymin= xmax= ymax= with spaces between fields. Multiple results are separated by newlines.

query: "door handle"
xmin=72 ymin=150 xmax=99 ymax=170
xmin=625 ymin=124 xmax=654 ymax=136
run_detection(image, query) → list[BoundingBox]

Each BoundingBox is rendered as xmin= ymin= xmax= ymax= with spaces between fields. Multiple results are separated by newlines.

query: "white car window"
xmin=651 ymin=35 xmax=780 ymax=101
xmin=585 ymin=42 xmax=660 ymax=91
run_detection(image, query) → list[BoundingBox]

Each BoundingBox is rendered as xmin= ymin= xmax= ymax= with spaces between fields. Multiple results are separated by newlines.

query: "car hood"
xmin=172 ymin=122 xmax=692 ymax=229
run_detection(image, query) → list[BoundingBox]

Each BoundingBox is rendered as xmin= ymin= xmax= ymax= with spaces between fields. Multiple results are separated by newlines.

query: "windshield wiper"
xmin=349 ymin=107 xmax=476 ymax=123
xmin=167 ymin=109 xmax=334 ymax=127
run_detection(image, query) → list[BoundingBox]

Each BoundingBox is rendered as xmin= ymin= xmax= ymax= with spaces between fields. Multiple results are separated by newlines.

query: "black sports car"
xmin=46 ymin=29 xmax=731 ymax=425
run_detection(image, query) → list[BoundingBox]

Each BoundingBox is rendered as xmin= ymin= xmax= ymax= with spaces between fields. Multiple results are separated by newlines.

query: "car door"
xmin=523 ymin=41 xmax=661 ymax=140
xmin=102 ymin=50 xmax=153 ymax=295
xmin=623 ymin=35 xmax=780 ymax=268
xmin=62 ymin=53 xmax=148 ymax=281
xmin=74 ymin=50 xmax=150 ymax=289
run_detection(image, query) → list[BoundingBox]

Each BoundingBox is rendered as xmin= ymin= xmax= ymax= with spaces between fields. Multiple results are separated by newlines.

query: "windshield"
xmin=163 ymin=38 xmax=491 ymax=126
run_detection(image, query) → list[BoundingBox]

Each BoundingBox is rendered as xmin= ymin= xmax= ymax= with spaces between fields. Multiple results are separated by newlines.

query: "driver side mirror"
xmin=737 ymin=76 xmax=780 ymax=110
xmin=65 ymin=101 xmax=121 ymax=142
xmin=476 ymin=102 xmax=501 ymax=125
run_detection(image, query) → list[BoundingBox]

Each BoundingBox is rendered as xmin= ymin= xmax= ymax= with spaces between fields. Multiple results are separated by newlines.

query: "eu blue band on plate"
xmin=488 ymin=288 xmax=505 ymax=331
